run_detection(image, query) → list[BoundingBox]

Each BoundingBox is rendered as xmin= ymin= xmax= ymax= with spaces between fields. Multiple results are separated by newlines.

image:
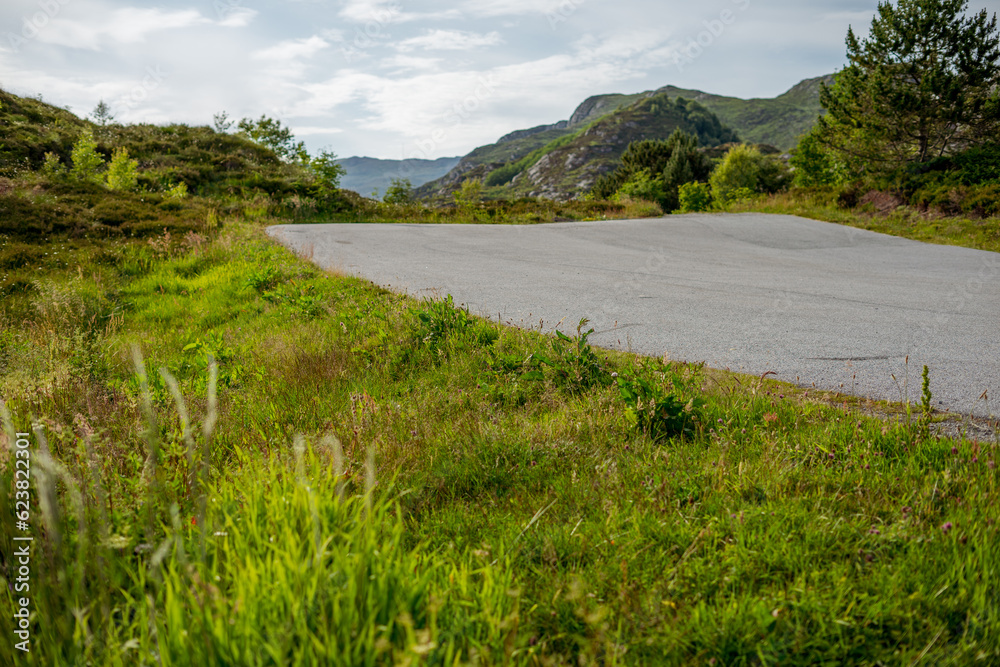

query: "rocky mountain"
xmin=335 ymin=155 xmax=461 ymax=198
xmin=416 ymin=75 xmax=831 ymax=202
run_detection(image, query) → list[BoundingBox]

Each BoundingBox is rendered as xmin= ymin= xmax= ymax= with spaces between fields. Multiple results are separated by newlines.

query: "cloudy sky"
xmin=2 ymin=0 xmax=998 ymax=160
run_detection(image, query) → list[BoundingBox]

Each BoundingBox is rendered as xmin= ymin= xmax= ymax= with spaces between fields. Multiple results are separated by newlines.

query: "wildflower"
xmin=951 ymin=447 xmax=958 ymax=455
xmin=941 ymin=522 xmax=953 ymax=533
xmin=869 ymin=527 xmax=880 ymax=535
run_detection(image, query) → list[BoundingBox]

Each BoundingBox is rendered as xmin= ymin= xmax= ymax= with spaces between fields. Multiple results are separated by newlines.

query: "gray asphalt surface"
xmin=267 ymin=214 xmax=1000 ymax=417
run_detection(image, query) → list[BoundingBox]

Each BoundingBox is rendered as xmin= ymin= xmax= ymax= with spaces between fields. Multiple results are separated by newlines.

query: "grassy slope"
xmin=2 ymin=87 xmax=999 ymax=665
xmin=2 ymin=205 xmax=999 ymax=663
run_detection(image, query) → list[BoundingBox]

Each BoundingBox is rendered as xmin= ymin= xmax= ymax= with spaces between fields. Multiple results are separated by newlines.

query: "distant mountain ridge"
xmin=336 ymin=155 xmax=461 ymax=198
xmin=417 ymin=74 xmax=832 ymax=201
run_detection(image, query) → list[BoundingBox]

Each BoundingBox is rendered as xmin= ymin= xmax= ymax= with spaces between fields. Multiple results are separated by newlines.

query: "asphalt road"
xmin=267 ymin=214 xmax=1000 ymax=417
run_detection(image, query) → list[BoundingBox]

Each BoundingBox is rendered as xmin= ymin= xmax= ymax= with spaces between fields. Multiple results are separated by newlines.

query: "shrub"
xmin=614 ymin=169 xmax=666 ymax=206
xmin=677 ymin=181 xmax=712 ymax=212
xmin=383 ymin=177 xmax=413 ymax=204
xmin=790 ymin=128 xmax=840 ymax=187
xmin=41 ymin=152 xmax=65 ymax=179
xmin=709 ymin=144 xmax=788 ymax=205
xmin=70 ymin=130 xmax=104 ymax=183
xmin=106 ymin=147 xmax=139 ymax=192
xmin=454 ymin=179 xmax=483 ymax=207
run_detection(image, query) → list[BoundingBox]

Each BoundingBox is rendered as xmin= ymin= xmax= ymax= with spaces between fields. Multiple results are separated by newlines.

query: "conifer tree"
xmin=819 ymin=0 xmax=1000 ymax=172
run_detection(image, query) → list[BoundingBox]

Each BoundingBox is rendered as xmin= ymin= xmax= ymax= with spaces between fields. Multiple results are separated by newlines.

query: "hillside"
xmin=336 ymin=155 xmax=461 ymax=198
xmin=417 ymin=75 xmax=830 ymax=201
xmin=419 ymin=93 xmax=739 ymax=201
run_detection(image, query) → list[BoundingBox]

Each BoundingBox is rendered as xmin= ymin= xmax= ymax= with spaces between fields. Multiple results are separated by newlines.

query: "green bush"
xmin=614 ymin=169 xmax=667 ymax=205
xmin=710 ymin=144 xmax=789 ymax=205
xmin=383 ymin=178 xmax=413 ymax=204
xmin=677 ymin=181 xmax=712 ymax=212
xmin=106 ymin=147 xmax=139 ymax=191
xmin=70 ymin=130 xmax=104 ymax=183
xmin=790 ymin=128 xmax=841 ymax=187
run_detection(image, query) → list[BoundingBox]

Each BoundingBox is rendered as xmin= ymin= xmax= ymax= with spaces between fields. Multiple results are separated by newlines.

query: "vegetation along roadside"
xmin=1 ymin=0 xmax=999 ymax=663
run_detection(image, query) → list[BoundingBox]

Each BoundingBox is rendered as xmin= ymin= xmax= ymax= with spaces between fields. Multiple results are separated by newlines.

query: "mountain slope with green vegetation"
xmin=417 ymin=75 xmax=830 ymax=201
xmin=420 ymin=93 xmax=739 ymax=201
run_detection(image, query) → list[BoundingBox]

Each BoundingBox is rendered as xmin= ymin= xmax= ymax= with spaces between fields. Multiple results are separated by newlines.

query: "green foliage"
xmin=711 ymin=144 xmax=762 ymax=204
xmin=484 ymin=162 xmax=523 ymax=187
xmin=818 ymin=0 xmax=1000 ymax=176
xmin=166 ymin=181 xmax=189 ymax=199
xmin=593 ymin=130 xmax=713 ymax=211
xmin=105 ymin=147 xmax=139 ymax=192
xmin=70 ymin=130 xmax=105 ymax=183
xmin=710 ymin=144 xmax=791 ymax=206
xmin=677 ymin=181 xmax=712 ymax=212
xmin=614 ymin=168 xmax=667 ymax=205
xmin=308 ymin=148 xmax=346 ymax=199
xmin=617 ymin=369 xmax=703 ymax=441
xmin=237 ymin=115 xmax=308 ymax=163
xmin=6 ymin=217 xmax=1000 ymax=665
xmin=453 ymin=179 xmax=483 ymax=207
xmin=41 ymin=151 xmax=65 ymax=179
xmin=527 ymin=319 xmax=610 ymax=393
xmin=791 ymin=128 xmax=842 ymax=187
xmin=415 ymin=294 xmax=473 ymax=346
xmin=383 ymin=177 xmax=413 ymax=204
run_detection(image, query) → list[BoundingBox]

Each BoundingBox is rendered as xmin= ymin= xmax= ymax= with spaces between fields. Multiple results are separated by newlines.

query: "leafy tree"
xmin=106 ymin=147 xmax=139 ymax=191
xmin=383 ymin=177 xmax=413 ymax=204
xmin=90 ymin=100 xmax=115 ymax=126
xmin=308 ymin=148 xmax=345 ymax=198
xmin=70 ymin=130 xmax=104 ymax=183
xmin=237 ymin=115 xmax=308 ymax=162
xmin=213 ymin=111 xmax=233 ymax=133
xmin=710 ymin=145 xmax=763 ymax=204
xmin=819 ymin=0 xmax=1000 ymax=175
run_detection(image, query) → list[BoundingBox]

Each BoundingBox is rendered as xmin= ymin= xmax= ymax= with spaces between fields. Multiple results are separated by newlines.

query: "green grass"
xmin=2 ymin=210 xmax=999 ymax=665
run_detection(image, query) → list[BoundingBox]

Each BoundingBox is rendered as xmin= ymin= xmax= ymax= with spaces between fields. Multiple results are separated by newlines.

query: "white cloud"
xmin=379 ymin=54 xmax=444 ymax=73
xmin=218 ymin=8 xmax=258 ymax=28
xmin=460 ymin=0 xmax=568 ymax=18
xmin=397 ymin=29 xmax=503 ymax=52
xmin=338 ymin=0 xmax=401 ymax=22
xmin=38 ymin=8 xmax=209 ymax=50
xmin=253 ymin=36 xmax=329 ymax=62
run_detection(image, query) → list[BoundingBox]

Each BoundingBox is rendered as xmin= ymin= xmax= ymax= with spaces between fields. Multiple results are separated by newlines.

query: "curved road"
xmin=268 ymin=214 xmax=1000 ymax=417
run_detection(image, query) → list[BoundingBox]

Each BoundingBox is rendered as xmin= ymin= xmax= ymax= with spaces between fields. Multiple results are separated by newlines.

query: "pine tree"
xmin=819 ymin=0 xmax=1000 ymax=172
